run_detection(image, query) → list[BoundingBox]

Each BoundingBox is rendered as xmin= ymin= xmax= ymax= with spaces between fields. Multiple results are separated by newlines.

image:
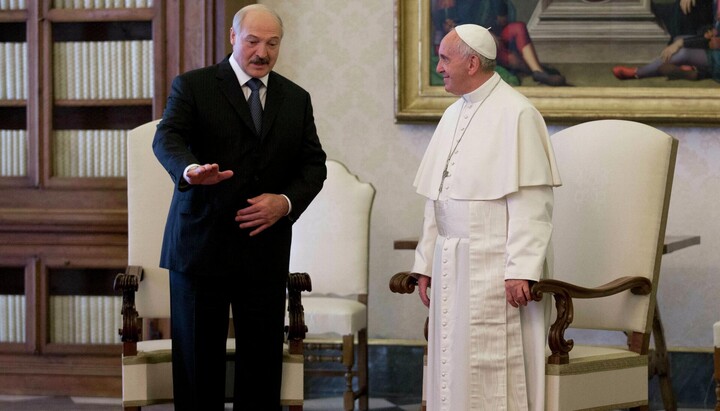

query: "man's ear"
xmin=467 ymin=54 xmax=480 ymax=76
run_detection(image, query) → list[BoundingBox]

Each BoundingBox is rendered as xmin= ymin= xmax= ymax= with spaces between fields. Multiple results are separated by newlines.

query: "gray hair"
xmin=456 ymin=37 xmax=496 ymax=72
xmin=232 ymin=4 xmax=284 ymax=38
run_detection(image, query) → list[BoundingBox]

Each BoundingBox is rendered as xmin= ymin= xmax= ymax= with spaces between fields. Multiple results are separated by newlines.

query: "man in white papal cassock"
xmin=410 ymin=24 xmax=562 ymax=411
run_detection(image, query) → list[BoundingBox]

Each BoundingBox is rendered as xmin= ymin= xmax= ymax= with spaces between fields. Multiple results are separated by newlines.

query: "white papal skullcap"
xmin=455 ymin=24 xmax=496 ymax=60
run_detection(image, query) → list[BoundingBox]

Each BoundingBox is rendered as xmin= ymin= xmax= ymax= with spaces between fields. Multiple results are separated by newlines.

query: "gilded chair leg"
xmin=343 ymin=334 xmax=355 ymax=411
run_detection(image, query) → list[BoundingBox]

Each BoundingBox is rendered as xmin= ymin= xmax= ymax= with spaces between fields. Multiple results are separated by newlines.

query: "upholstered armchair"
xmin=114 ymin=120 xmax=310 ymax=410
xmin=288 ymin=159 xmax=375 ymax=411
xmin=391 ymin=119 xmax=677 ymax=411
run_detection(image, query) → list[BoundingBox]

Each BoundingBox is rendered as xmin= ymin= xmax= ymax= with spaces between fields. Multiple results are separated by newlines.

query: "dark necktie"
xmin=246 ymin=78 xmax=263 ymax=134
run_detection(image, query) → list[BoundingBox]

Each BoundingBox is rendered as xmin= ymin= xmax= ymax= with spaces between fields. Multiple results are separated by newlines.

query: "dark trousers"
xmin=169 ymin=267 xmax=287 ymax=411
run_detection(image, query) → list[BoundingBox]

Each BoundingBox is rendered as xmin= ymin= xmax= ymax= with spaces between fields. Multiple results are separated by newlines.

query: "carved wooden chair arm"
xmin=389 ymin=271 xmax=418 ymax=294
xmin=531 ymin=276 xmax=652 ymax=365
xmin=113 ymin=265 xmax=143 ymax=354
xmin=287 ymin=272 xmax=312 ymax=344
xmin=389 ymin=271 xmax=430 ymax=341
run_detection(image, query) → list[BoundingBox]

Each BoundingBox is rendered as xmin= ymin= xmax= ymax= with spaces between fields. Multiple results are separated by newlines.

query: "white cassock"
xmin=412 ymin=73 xmax=562 ymax=411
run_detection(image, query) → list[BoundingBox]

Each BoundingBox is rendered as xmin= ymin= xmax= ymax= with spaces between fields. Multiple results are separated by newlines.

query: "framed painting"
xmin=394 ymin=0 xmax=720 ymax=124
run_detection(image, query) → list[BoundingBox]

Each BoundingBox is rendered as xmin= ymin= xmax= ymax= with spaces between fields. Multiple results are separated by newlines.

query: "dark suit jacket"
xmin=153 ymin=56 xmax=327 ymax=276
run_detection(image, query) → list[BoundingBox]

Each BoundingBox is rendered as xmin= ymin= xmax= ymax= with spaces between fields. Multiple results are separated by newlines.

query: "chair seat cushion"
xmin=135 ymin=338 xmax=298 ymax=355
xmin=545 ymin=344 xmax=647 ymax=410
xmin=137 ymin=338 xmax=171 ymax=354
xmin=557 ymin=344 xmax=643 ymax=366
xmin=122 ymin=338 xmax=303 ymax=407
xmin=298 ymin=297 xmax=367 ymax=336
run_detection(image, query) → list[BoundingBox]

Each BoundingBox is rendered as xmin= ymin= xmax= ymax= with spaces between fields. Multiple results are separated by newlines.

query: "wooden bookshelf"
xmin=0 ymin=0 xmax=249 ymax=397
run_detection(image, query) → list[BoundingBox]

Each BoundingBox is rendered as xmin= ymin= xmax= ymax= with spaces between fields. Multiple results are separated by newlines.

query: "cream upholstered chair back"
xmin=290 ymin=160 xmax=373 ymax=297
xmin=127 ymin=119 xmax=171 ymax=319
xmin=288 ymin=159 xmax=375 ymax=410
xmin=537 ymin=119 xmax=677 ymax=411
xmin=550 ymin=119 xmax=675 ymax=335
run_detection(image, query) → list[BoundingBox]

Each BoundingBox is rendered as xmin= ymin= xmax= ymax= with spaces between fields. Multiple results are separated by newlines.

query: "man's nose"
xmin=256 ymin=44 xmax=268 ymax=58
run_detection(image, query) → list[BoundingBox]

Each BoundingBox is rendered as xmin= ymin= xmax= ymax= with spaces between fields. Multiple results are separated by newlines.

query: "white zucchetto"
xmin=455 ymin=24 xmax=497 ymax=60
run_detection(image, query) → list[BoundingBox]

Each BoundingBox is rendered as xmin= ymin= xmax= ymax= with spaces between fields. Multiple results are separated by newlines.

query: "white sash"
xmin=468 ymin=199 xmax=528 ymax=411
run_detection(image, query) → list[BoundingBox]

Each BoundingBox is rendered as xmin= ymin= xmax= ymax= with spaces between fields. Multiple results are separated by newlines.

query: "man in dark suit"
xmin=152 ymin=4 xmax=327 ymax=410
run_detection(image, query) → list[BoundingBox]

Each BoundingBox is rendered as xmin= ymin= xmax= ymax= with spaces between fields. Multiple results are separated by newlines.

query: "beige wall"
xmin=262 ymin=0 xmax=717 ymax=349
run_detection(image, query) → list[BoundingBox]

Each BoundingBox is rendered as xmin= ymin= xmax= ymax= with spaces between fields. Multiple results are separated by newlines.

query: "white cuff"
xmin=183 ymin=164 xmax=200 ymax=184
xmin=281 ymin=194 xmax=292 ymax=216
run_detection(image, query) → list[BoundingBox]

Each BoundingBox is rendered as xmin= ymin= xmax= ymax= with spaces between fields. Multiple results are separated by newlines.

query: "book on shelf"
xmin=0 ymin=0 xmax=28 ymax=11
xmin=0 ymin=44 xmax=5 ymax=100
xmin=0 ymin=294 xmax=26 ymax=344
xmin=0 ymin=43 xmax=27 ymax=101
xmin=53 ymin=40 xmax=153 ymax=100
xmin=49 ymin=295 xmax=122 ymax=344
xmin=0 ymin=129 xmax=27 ymax=177
xmin=53 ymin=129 xmax=128 ymax=178
xmin=51 ymin=0 xmax=153 ymax=9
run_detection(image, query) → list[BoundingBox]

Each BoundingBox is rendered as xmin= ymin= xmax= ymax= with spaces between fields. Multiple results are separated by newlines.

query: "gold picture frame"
xmin=394 ymin=0 xmax=720 ymax=124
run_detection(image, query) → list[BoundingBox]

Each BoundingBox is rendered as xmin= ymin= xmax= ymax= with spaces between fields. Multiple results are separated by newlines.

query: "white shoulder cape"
xmin=414 ymin=75 xmax=562 ymax=200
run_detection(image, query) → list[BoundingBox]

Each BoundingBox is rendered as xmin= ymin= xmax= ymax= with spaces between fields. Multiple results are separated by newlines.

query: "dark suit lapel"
xmin=262 ymin=72 xmax=284 ymax=141
xmin=216 ymin=59 xmax=258 ymax=137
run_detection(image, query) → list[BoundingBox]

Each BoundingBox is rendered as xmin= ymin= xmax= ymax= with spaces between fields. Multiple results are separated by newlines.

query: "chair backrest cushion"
xmin=289 ymin=160 xmax=375 ymax=296
xmin=549 ymin=120 xmax=676 ymax=334
xmin=127 ymin=119 xmax=172 ymax=318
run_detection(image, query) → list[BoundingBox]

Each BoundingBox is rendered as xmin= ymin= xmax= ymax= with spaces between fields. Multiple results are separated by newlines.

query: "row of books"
xmin=49 ymin=295 xmax=122 ymax=345
xmin=0 ymin=43 xmax=27 ymax=101
xmin=0 ymin=0 xmax=152 ymax=10
xmin=52 ymin=0 xmax=153 ymax=9
xmin=0 ymin=129 xmax=26 ymax=177
xmin=53 ymin=40 xmax=153 ymax=100
xmin=0 ymin=0 xmax=25 ymax=10
xmin=0 ymin=294 xmax=25 ymax=343
xmin=53 ymin=129 xmax=127 ymax=177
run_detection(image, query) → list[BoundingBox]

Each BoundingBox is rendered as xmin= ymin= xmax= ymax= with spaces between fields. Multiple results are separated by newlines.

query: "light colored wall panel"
xmin=262 ymin=0 xmax=719 ymax=349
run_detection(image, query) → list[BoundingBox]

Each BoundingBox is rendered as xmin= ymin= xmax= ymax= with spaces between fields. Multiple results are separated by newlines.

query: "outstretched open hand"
xmin=185 ymin=163 xmax=234 ymax=185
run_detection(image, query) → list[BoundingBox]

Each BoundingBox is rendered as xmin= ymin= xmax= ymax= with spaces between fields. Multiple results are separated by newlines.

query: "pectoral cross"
xmin=439 ymin=168 xmax=451 ymax=194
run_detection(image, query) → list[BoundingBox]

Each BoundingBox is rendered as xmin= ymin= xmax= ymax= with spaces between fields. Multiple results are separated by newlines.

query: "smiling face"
xmin=436 ymin=30 xmax=473 ymax=96
xmin=230 ymin=9 xmax=282 ymax=78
